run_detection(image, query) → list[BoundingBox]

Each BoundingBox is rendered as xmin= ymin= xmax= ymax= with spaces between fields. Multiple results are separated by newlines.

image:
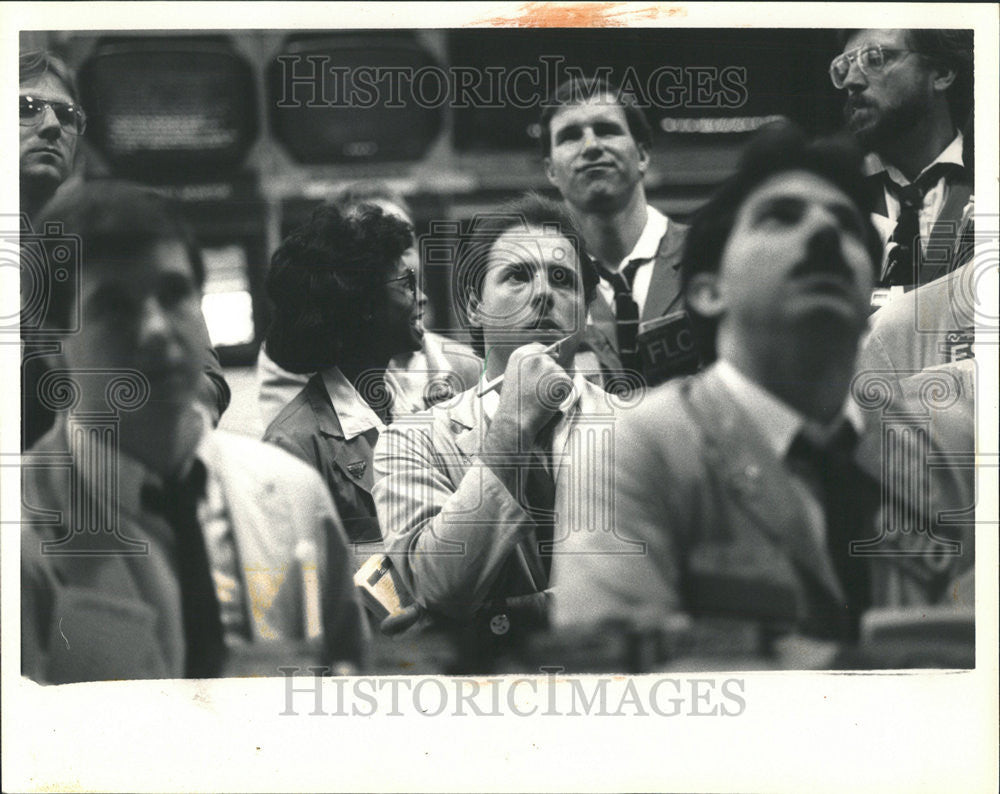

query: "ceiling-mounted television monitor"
xmin=268 ymin=32 xmax=444 ymax=164
xmin=78 ymin=36 xmax=258 ymax=180
xmin=449 ymin=28 xmax=842 ymax=153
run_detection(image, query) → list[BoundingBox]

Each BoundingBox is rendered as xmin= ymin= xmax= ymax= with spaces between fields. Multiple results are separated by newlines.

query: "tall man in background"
xmin=541 ymin=77 xmax=694 ymax=387
xmin=19 ymin=51 xmax=81 ymax=223
xmin=20 ymin=51 xmax=86 ymax=450
xmin=832 ymin=29 xmax=974 ymax=289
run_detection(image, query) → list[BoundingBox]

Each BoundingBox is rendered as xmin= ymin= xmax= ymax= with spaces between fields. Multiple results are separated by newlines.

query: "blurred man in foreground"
xmin=553 ymin=126 xmax=934 ymax=653
xmin=21 ymin=182 xmax=364 ymax=683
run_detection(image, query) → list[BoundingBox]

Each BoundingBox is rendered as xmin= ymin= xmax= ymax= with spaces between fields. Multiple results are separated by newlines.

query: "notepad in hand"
xmin=353 ymin=554 xmax=413 ymax=623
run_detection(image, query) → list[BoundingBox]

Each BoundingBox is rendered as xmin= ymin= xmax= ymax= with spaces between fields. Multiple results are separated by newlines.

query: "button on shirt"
xmin=594 ymin=205 xmax=669 ymax=319
xmin=866 ymin=132 xmax=966 ymax=254
xmin=714 ymin=361 xmax=866 ymax=549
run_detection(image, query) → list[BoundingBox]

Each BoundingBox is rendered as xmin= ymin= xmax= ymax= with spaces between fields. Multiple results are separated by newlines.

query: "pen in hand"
xmin=476 ymin=335 xmax=571 ymax=398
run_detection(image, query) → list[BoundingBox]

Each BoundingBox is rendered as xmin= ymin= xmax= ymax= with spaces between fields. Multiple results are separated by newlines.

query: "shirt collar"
xmin=616 ymin=205 xmax=668 ymax=272
xmin=864 ymin=131 xmax=965 ymax=185
xmin=479 ymin=371 xmax=588 ymax=422
xmin=715 ymin=360 xmax=865 ymax=460
xmin=320 ymin=366 xmax=387 ymax=440
xmin=67 ymin=412 xmax=210 ymax=518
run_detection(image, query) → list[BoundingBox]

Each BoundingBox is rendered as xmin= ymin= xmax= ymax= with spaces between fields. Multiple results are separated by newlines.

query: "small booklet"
xmin=353 ymin=554 xmax=414 ymax=623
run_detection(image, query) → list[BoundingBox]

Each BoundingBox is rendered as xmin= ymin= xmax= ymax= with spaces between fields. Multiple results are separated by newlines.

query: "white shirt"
xmin=320 ymin=366 xmax=388 ymax=440
xmin=865 ymin=132 xmax=967 ymax=252
xmin=69 ymin=414 xmax=250 ymax=648
xmin=715 ymin=360 xmax=866 ymax=547
xmin=594 ymin=205 xmax=669 ymax=318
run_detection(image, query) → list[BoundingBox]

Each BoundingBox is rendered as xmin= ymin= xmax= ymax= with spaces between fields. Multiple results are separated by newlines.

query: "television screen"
xmin=79 ymin=36 xmax=258 ymax=180
xmin=201 ymin=243 xmax=256 ymax=349
xmin=449 ymin=28 xmax=842 ymax=153
xmin=268 ymin=33 xmax=444 ymax=164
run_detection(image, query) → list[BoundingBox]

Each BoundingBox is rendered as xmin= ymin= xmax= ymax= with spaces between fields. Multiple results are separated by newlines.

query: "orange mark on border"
xmin=471 ymin=2 xmax=684 ymax=28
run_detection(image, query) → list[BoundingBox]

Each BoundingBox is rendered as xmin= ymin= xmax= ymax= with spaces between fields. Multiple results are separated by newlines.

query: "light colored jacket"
xmin=21 ymin=423 xmax=365 ymax=683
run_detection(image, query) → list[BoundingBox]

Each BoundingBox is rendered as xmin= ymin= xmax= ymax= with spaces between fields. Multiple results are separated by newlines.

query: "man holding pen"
xmin=372 ymin=194 xmax=605 ymax=662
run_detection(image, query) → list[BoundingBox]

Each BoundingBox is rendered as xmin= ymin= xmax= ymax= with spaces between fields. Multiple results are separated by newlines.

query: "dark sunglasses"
xmin=20 ymin=95 xmax=87 ymax=135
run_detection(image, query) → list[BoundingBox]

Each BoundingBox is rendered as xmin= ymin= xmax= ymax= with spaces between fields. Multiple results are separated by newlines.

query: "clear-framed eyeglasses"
xmin=829 ymin=45 xmax=920 ymax=89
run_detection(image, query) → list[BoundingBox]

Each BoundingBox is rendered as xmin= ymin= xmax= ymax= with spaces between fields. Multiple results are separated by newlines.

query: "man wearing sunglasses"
xmin=19 ymin=51 xmax=84 ymax=222
xmin=19 ymin=51 xmax=232 ymax=450
xmin=831 ymin=29 xmax=974 ymax=289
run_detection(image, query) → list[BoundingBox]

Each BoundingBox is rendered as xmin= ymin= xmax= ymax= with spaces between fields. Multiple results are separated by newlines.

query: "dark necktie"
xmin=599 ymin=259 xmax=644 ymax=373
xmin=883 ymin=163 xmax=963 ymax=287
xmin=521 ymin=415 xmax=560 ymax=581
xmin=141 ymin=460 xmax=227 ymax=678
xmin=788 ymin=424 xmax=878 ymax=641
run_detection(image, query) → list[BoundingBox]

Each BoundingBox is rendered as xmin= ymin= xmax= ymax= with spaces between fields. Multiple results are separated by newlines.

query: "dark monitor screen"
xmin=268 ymin=33 xmax=444 ymax=164
xmin=79 ymin=37 xmax=258 ymax=179
xmin=449 ymin=28 xmax=842 ymax=153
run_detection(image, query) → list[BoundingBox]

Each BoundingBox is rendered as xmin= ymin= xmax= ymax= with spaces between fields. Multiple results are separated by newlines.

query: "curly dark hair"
xmin=264 ymin=202 xmax=414 ymax=373
xmin=332 ymin=181 xmax=413 ymax=220
xmin=679 ymin=122 xmax=882 ymax=363
xmin=538 ymin=75 xmax=653 ymax=160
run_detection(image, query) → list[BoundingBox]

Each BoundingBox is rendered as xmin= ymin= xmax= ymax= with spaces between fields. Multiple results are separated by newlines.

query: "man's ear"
xmin=685 ymin=273 xmax=725 ymax=319
xmin=465 ymin=289 xmax=483 ymax=327
xmin=636 ymin=142 xmax=651 ymax=176
xmin=931 ymin=66 xmax=957 ymax=93
xmin=543 ymin=156 xmax=559 ymax=187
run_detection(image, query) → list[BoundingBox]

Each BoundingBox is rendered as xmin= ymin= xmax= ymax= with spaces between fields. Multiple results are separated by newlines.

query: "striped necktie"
xmin=882 ymin=162 xmax=964 ymax=287
xmin=599 ymin=259 xmax=644 ymax=373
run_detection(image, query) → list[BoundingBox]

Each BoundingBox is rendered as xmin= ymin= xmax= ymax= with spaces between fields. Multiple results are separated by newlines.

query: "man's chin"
xmin=788 ymin=294 xmax=867 ymax=333
xmin=576 ymin=183 xmax=631 ymax=213
xmin=846 ymin=109 xmax=903 ymax=153
xmin=521 ymin=327 xmax=570 ymax=350
xmin=21 ymin=166 xmax=66 ymax=196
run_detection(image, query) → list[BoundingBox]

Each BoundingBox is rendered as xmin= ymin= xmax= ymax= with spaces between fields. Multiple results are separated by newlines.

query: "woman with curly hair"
xmin=262 ymin=202 xmax=424 ymax=551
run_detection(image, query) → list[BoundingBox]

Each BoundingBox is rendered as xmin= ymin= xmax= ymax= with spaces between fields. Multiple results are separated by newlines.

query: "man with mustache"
xmin=541 ymin=76 xmax=694 ymax=387
xmin=552 ymin=127 xmax=901 ymax=651
xmin=832 ymin=29 xmax=974 ymax=289
xmin=373 ymin=194 xmax=606 ymax=665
